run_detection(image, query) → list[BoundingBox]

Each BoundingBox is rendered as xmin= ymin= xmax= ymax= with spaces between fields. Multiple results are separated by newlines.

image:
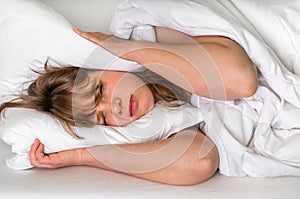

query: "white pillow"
xmin=0 ymin=0 xmax=204 ymax=170
xmin=0 ymin=103 xmax=203 ymax=170
xmin=0 ymin=0 xmax=143 ymax=103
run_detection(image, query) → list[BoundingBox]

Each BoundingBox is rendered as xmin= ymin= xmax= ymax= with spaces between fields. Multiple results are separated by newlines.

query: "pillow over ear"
xmin=0 ymin=0 xmax=142 ymax=103
xmin=0 ymin=0 xmax=204 ymax=170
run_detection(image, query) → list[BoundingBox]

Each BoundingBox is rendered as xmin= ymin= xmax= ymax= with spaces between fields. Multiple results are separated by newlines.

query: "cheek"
xmin=135 ymin=86 xmax=155 ymax=115
xmin=143 ymin=92 xmax=155 ymax=112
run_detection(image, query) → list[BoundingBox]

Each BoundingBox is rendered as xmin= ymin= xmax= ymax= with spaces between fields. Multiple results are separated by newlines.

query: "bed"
xmin=1 ymin=140 xmax=299 ymax=199
xmin=0 ymin=0 xmax=300 ymax=198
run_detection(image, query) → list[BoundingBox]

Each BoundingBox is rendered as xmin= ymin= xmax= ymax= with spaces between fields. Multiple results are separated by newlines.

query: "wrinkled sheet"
xmin=109 ymin=0 xmax=300 ymax=177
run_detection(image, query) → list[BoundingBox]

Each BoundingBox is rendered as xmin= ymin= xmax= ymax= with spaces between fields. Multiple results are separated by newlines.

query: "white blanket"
xmin=109 ymin=0 xmax=300 ymax=177
xmin=111 ymin=0 xmax=300 ymax=106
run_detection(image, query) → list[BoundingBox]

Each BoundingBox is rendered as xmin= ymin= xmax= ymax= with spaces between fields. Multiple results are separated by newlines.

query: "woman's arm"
xmin=30 ymin=128 xmax=219 ymax=185
xmin=74 ymin=27 xmax=258 ymax=100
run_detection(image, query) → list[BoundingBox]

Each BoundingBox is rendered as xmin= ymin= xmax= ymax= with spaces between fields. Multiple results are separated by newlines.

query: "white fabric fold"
xmin=0 ymin=103 xmax=203 ymax=170
xmin=109 ymin=0 xmax=300 ymax=177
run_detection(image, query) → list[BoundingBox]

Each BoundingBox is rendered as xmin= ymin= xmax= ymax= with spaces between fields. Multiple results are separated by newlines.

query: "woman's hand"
xmin=73 ymin=27 xmax=143 ymax=62
xmin=29 ymin=129 xmax=219 ymax=185
xmin=29 ymin=139 xmax=84 ymax=169
xmin=73 ymin=27 xmax=111 ymax=45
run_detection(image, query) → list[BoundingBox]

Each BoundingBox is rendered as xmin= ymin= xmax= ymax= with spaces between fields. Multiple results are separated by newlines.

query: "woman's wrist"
xmin=75 ymin=148 xmax=90 ymax=166
xmin=101 ymin=36 xmax=154 ymax=62
xmin=77 ymin=147 xmax=104 ymax=168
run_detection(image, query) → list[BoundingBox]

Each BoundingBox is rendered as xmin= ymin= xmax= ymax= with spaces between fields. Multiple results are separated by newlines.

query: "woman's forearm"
xmin=74 ymin=27 xmax=258 ymax=100
xmin=29 ymin=126 xmax=218 ymax=185
xmin=102 ymin=36 xmax=257 ymax=100
xmin=80 ymin=129 xmax=219 ymax=185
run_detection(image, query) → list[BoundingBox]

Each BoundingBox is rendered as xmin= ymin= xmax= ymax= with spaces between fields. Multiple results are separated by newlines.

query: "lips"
xmin=129 ymin=94 xmax=137 ymax=117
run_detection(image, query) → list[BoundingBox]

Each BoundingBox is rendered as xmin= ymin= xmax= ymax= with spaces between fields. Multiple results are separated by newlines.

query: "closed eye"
xmin=95 ymin=81 xmax=104 ymax=104
xmin=99 ymin=83 xmax=104 ymax=95
xmin=102 ymin=113 xmax=108 ymax=126
xmin=95 ymin=81 xmax=106 ymax=125
xmin=98 ymin=83 xmax=107 ymax=125
xmin=95 ymin=109 xmax=108 ymax=126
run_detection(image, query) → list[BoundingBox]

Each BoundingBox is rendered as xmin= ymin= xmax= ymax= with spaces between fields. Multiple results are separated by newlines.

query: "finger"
xmin=29 ymin=139 xmax=48 ymax=167
xmin=73 ymin=27 xmax=88 ymax=38
xmin=73 ymin=26 xmax=81 ymax=34
xmin=30 ymin=139 xmax=39 ymax=152
xmin=29 ymin=139 xmax=56 ymax=168
xmin=29 ymin=139 xmax=39 ymax=163
xmin=35 ymin=142 xmax=46 ymax=161
xmin=73 ymin=27 xmax=90 ymax=38
xmin=73 ymin=27 xmax=103 ymax=44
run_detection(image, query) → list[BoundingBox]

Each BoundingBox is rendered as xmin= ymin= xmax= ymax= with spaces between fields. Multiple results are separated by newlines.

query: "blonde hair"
xmin=0 ymin=62 xmax=189 ymax=138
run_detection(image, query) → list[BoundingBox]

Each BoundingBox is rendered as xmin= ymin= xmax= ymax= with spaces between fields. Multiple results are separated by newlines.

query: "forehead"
xmin=84 ymin=70 xmax=127 ymax=85
xmin=90 ymin=70 xmax=130 ymax=82
xmin=71 ymin=69 xmax=99 ymax=122
xmin=73 ymin=69 xmax=146 ymax=99
xmin=99 ymin=70 xmax=147 ymax=87
xmin=73 ymin=69 xmax=98 ymax=93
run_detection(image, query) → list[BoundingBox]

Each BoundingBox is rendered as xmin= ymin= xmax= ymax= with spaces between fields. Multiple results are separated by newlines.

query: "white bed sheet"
xmin=0 ymin=0 xmax=299 ymax=198
xmin=109 ymin=0 xmax=300 ymax=178
xmin=0 ymin=140 xmax=299 ymax=199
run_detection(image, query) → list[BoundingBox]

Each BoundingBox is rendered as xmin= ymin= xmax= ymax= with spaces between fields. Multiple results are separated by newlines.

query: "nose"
xmin=98 ymin=97 xmax=122 ymax=115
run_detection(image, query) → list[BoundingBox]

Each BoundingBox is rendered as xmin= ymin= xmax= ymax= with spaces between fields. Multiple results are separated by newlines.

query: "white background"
xmin=39 ymin=0 xmax=123 ymax=32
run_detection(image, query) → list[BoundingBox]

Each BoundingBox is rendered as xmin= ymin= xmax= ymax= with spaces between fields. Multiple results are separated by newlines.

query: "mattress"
xmin=0 ymin=139 xmax=299 ymax=199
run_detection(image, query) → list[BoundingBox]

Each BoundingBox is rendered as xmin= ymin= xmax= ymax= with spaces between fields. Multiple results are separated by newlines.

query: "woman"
xmin=28 ymin=27 xmax=258 ymax=185
xmin=0 ymin=64 xmax=188 ymax=138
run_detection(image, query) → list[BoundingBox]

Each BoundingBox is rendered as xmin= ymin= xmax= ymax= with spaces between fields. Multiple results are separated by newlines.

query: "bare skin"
xmin=30 ymin=128 xmax=219 ymax=186
xmin=29 ymin=27 xmax=258 ymax=185
xmin=74 ymin=27 xmax=258 ymax=100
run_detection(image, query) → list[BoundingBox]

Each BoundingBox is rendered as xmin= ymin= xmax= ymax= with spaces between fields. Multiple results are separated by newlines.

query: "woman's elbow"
xmin=176 ymin=147 xmax=219 ymax=186
xmin=236 ymin=77 xmax=258 ymax=98
xmin=230 ymin=63 xmax=259 ymax=99
xmin=190 ymin=147 xmax=219 ymax=185
xmin=240 ymin=67 xmax=259 ymax=98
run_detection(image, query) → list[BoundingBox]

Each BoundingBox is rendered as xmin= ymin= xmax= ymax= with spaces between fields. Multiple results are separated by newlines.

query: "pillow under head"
xmin=0 ymin=0 xmax=204 ymax=170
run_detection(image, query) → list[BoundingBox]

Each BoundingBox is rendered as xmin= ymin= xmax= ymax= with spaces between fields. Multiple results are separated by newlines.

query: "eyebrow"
xmin=94 ymin=80 xmax=106 ymax=125
xmin=94 ymin=82 xmax=101 ymax=105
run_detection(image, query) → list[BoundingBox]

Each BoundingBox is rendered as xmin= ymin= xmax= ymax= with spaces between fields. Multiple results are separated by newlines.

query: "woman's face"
xmin=87 ymin=70 xmax=155 ymax=126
